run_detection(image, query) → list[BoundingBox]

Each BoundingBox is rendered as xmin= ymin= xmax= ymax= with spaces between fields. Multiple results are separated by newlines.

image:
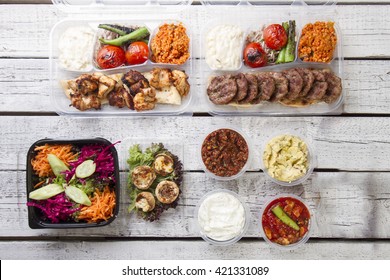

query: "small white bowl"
xmin=260 ymin=194 xmax=313 ymax=250
xmin=196 ymin=189 xmax=250 ymax=246
xmin=199 ymin=126 xmax=253 ymax=181
xmin=260 ymin=133 xmax=316 ymax=187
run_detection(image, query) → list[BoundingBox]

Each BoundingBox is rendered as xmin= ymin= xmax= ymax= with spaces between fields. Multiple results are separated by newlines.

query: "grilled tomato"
xmin=125 ymin=41 xmax=149 ymax=65
xmin=243 ymin=42 xmax=267 ymax=68
xmin=263 ymin=24 xmax=288 ymax=50
xmin=97 ymin=45 xmax=126 ymax=69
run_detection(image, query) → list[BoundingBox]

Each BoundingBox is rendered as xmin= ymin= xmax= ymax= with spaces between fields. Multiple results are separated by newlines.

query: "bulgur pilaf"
xmin=298 ymin=21 xmax=337 ymax=63
xmin=151 ymin=23 xmax=190 ymax=65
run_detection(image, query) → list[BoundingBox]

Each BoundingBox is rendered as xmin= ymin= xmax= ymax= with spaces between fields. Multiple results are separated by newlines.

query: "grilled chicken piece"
xmin=133 ymin=88 xmax=157 ymax=111
xmin=129 ymin=80 xmax=149 ymax=96
xmin=172 ymin=70 xmax=190 ymax=96
xmin=75 ymin=74 xmax=98 ymax=95
xmin=92 ymin=73 xmax=117 ymax=99
xmin=70 ymin=93 xmax=101 ymax=111
xmin=122 ymin=70 xmax=148 ymax=87
xmin=108 ymin=87 xmax=134 ymax=109
xmin=150 ymin=68 xmax=172 ymax=90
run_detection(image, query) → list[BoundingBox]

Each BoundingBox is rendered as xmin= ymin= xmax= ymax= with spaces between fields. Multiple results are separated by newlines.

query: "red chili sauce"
xmin=201 ymin=129 xmax=249 ymax=177
xmin=262 ymin=197 xmax=310 ymax=246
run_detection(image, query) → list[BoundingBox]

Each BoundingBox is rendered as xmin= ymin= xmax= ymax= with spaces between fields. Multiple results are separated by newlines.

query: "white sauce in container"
xmin=58 ymin=26 xmax=95 ymax=71
xmin=205 ymin=24 xmax=244 ymax=70
xmin=198 ymin=192 xmax=246 ymax=241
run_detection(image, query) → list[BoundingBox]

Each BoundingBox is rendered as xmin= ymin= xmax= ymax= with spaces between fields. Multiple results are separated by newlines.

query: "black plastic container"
xmin=26 ymin=138 xmax=120 ymax=229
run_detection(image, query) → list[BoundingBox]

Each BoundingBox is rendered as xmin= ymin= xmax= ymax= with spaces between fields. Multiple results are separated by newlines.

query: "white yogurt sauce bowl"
xmin=196 ymin=189 xmax=250 ymax=246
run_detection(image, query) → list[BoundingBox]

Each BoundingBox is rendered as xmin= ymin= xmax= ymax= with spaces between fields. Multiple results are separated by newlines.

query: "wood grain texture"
xmin=1 ymin=240 xmax=389 ymax=260
xmin=2 ymin=170 xmax=390 ymax=238
xmin=1 ymin=116 xmax=390 ymax=171
xmin=0 ymin=59 xmax=389 ymax=114
xmin=0 ymin=5 xmax=390 ymax=58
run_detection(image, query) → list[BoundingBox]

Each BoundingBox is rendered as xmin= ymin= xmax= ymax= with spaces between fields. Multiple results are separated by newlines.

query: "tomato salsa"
xmin=262 ymin=197 xmax=310 ymax=246
xmin=201 ymin=129 xmax=249 ymax=177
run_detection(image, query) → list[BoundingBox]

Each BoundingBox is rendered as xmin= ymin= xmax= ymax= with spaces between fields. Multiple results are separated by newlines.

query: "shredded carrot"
xmin=33 ymin=180 xmax=45 ymax=189
xmin=31 ymin=144 xmax=78 ymax=178
xmin=78 ymin=186 xmax=116 ymax=223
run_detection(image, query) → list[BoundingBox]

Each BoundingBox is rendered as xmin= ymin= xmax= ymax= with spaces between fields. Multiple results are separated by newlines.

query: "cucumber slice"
xmin=65 ymin=185 xmax=91 ymax=206
xmin=47 ymin=154 xmax=69 ymax=177
xmin=75 ymin=160 xmax=96 ymax=178
xmin=29 ymin=183 xmax=64 ymax=200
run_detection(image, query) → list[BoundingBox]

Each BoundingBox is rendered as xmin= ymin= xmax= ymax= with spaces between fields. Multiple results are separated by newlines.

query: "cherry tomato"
xmin=125 ymin=41 xmax=149 ymax=65
xmin=97 ymin=45 xmax=126 ymax=69
xmin=263 ymin=24 xmax=288 ymax=50
xmin=243 ymin=42 xmax=267 ymax=68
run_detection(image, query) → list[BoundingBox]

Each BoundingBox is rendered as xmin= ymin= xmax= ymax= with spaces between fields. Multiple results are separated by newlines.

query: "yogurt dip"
xmin=58 ymin=26 xmax=95 ymax=71
xmin=198 ymin=191 xmax=246 ymax=241
xmin=205 ymin=24 xmax=244 ymax=70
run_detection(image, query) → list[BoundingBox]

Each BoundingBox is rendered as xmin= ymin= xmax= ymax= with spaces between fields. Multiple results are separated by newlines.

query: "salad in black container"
xmin=26 ymin=138 xmax=120 ymax=229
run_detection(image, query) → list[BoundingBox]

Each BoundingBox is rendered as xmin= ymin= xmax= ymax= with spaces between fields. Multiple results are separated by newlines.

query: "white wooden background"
xmin=1 ymin=1 xmax=390 ymax=259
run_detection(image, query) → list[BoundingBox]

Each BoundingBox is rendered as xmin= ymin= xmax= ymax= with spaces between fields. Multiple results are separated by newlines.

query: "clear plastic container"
xmin=200 ymin=0 xmax=344 ymax=115
xmin=196 ymin=189 xmax=250 ymax=246
xmin=198 ymin=126 xmax=253 ymax=181
xmin=260 ymin=133 xmax=316 ymax=186
xmin=49 ymin=0 xmax=194 ymax=117
xmin=260 ymin=194 xmax=313 ymax=250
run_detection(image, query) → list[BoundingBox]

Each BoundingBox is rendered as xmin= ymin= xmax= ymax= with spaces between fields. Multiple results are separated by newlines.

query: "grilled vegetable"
xmin=275 ymin=22 xmax=289 ymax=64
xmin=271 ymin=204 xmax=300 ymax=231
xmin=98 ymin=24 xmax=135 ymax=36
xmin=285 ymin=20 xmax=296 ymax=63
xmin=96 ymin=45 xmax=126 ymax=69
xmin=99 ymin=27 xmax=150 ymax=47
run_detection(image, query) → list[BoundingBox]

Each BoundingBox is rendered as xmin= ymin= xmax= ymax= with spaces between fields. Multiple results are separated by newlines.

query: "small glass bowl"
xmin=199 ymin=126 xmax=253 ymax=181
xmin=260 ymin=133 xmax=316 ymax=187
xmin=196 ymin=189 xmax=250 ymax=246
xmin=260 ymin=194 xmax=313 ymax=250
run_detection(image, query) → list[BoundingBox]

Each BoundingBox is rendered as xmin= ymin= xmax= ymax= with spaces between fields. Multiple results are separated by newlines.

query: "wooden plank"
xmin=0 ymin=5 xmax=390 ymax=58
xmin=0 ymin=240 xmax=389 ymax=259
xmin=0 ymin=59 xmax=389 ymax=114
xmin=1 ymin=116 xmax=390 ymax=171
xmin=1 ymin=171 xmax=390 ymax=238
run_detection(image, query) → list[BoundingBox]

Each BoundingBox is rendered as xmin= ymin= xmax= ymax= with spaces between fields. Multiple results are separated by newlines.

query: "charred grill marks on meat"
xmin=207 ymin=67 xmax=342 ymax=107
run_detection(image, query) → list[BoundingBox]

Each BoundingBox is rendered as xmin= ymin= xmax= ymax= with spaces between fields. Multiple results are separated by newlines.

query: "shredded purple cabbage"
xmin=27 ymin=193 xmax=80 ymax=223
xmin=64 ymin=142 xmax=119 ymax=183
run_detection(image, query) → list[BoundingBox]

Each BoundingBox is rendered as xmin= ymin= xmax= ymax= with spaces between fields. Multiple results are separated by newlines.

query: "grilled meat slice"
xmin=283 ymin=69 xmax=303 ymax=100
xmin=270 ymin=72 xmax=289 ymax=101
xmin=295 ymin=68 xmax=314 ymax=97
xmin=207 ymin=75 xmax=237 ymax=105
xmin=311 ymin=69 xmax=326 ymax=82
xmin=321 ymin=69 xmax=342 ymax=104
xmin=306 ymin=81 xmax=328 ymax=100
xmin=239 ymin=74 xmax=258 ymax=104
xmin=234 ymin=73 xmax=248 ymax=102
xmin=252 ymin=72 xmax=275 ymax=104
